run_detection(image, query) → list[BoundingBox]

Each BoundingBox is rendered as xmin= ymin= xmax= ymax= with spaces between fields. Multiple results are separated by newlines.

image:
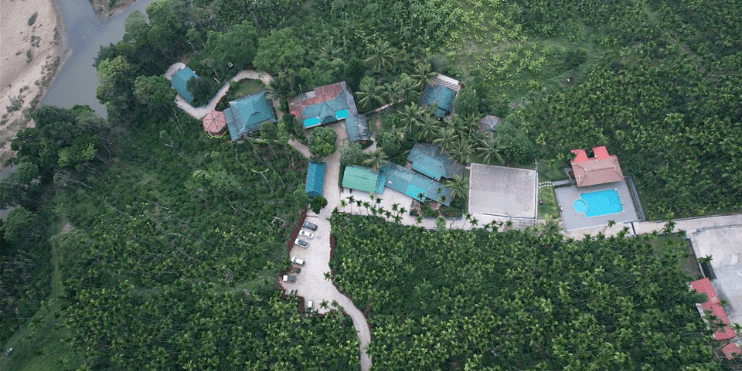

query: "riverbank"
xmin=90 ymin=0 xmax=139 ymax=21
xmin=0 ymin=0 xmax=68 ymax=168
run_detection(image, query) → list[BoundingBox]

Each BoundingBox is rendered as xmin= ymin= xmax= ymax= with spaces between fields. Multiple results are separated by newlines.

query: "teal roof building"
xmin=385 ymin=163 xmax=453 ymax=206
xmin=342 ymin=166 xmax=381 ymax=193
xmin=171 ymin=67 xmax=198 ymax=104
xmin=421 ymin=84 xmax=457 ymax=118
xmin=289 ymin=81 xmax=370 ymax=142
xmin=408 ymin=143 xmax=465 ymax=181
xmin=306 ymin=162 xmax=326 ymax=197
xmin=225 ymin=91 xmax=277 ymax=141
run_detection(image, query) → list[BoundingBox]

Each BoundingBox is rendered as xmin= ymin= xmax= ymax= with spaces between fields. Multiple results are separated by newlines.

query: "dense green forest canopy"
xmin=330 ymin=214 xmax=724 ymax=370
xmin=3 ymin=0 xmax=742 ymax=368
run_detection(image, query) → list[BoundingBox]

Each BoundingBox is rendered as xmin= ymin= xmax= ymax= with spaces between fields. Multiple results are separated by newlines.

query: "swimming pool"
xmin=574 ymin=189 xmax=623 ymax=217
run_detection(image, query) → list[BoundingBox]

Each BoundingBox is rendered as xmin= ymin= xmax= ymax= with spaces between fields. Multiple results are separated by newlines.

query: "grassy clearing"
xmin=538 ymin=186 xmax=560 ymax=220
xmin=651 ymin=233 xmax=703 ymax=280
xmin=231 ymin=79 xmax=265 ymax=100
xmin=538 ymin=159 xmax=569 ymax=181
xmin=1 ymin=220 xmax=82 ymax=371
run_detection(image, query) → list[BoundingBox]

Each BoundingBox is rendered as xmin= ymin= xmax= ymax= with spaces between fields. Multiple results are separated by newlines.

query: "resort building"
xmin=421 ymin=74 xmax=461 ymax=118
xmin=407 ymin=143 xmax=465 ymax=181
xmin=171 ymin=66 xmax=198 ymax=104
xmin=224 ymin=91 xmax=277 ymax=141
xmin=289 ymin=81 xmax=370 ymax=143
xmin=305 ymin=162 xmax=326 ymax=197
xmin=570 ymin=146 xmax=625 ymax=187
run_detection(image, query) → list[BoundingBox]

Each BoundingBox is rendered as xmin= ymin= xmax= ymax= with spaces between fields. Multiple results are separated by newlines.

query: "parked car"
xmin=302 ymin=221 xmax=318 ymax=231
xmin=291 ymin=257 xmax=305 ymax=266
xmin=299 ymin=230 xmax=314 ymax=239
xmin=306 ymin=300 xmax=313 ymax=310
xmin=295 ymin=239 xmax=309 ymax=248
xmin=282 ymin=275 xmax=297 ymax=282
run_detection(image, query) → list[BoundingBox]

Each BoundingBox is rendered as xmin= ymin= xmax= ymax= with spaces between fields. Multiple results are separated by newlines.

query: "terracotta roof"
xmin=570 ymin=147 xmax=624 ymax=187
xmin=722 ymin=342 xmax=741 ymax=360
xmin=690 ymin=278 xmax=738 ymax=341
xmin=289 ymin=83 xmax=345 ymax=120
xmin=202 ymin=111 xmax=227 ymax=134
xmin=571 ymin=149 xmax=589 ymax=163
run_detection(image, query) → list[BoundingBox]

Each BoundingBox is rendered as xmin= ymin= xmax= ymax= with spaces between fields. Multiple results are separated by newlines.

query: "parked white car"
xmin=306 ymin=300 xmax=313 ymax=310
xmin=291 ymin=257 xmax=305 ymax=266
xmin=299 ymin=230 xmax=314 ymax=239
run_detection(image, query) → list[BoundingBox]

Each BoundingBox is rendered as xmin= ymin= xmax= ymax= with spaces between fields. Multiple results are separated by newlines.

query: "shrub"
xmin=28 ymin=12 xmax=38 ymax=26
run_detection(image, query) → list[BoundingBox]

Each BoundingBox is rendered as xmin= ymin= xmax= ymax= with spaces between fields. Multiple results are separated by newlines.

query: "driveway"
xmin=286 ymin=120 xmax=372 ymax=371
xmin=163 ymin=66 xmax=274 ymax=120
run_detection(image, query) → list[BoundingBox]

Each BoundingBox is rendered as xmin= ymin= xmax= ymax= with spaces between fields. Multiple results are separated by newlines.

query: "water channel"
xmin=42 ymin=0 xmax=156 ymax=117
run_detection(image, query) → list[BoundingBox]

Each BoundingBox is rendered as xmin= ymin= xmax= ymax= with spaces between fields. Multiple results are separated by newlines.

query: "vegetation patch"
xmin=331 ymin=214 xmax=720 ymax=369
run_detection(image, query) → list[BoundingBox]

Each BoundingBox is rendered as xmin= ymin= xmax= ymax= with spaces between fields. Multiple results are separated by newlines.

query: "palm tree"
xmin=340 ymin=199 xmax=347 ymax=212
xmin=364 ymin=149 xmax=388 ymax=173
xmin=433 ymin=128 xmax=458 ymax=152
xmin=448 ymin=139 xmax=473 ymax=164
xmin=365 ymin=40 xmax=397 ymax=73
xmin=320 ymin=42 xmax=343 ymax=62
xmin=397 ymin=74 xmax=417 ymax=101
xmin=478 ymin=137 xmax=506 ymax=164
xmin=402 ymin=102 xmax=425 ymax=129
xmin=347 ymin=195 xmax=355 ymax=213
xmin=417 ymin=115 xmax=440 ymax=142
xmin=412 ymin=60 xmax=436 ymax=90
xmin=356 ymin=83 xmax=385 ymax=111
xmin=445 ymin=175 xmax=469 ymax=201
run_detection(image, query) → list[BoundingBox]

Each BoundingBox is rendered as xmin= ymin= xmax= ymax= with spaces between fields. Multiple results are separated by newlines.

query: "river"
xmin=41 ymin=0 xmax=156 ymax=117
xmin=1 ymin=0 xmax=154 ymax=219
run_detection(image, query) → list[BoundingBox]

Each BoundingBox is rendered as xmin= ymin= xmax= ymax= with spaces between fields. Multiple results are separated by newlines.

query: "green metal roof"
xmin=171 ymin=67 xmax=198 ymax=104
xmin=306 ymin=162 xmax=326 ymax=197
xmin=345 ymin=114 xmax=371 ymax=142
xmin=421 ymin=84 xmax=456 ymax=117
xmin=342 ymin=166 xmax=379 ymax=193
xmin=385 ymin=163 xmax=453 ymax=206
xmin=225 ymin=91 xmax=276 ymax=141
xmin=408 ymin=143 xmax=465 ymax=181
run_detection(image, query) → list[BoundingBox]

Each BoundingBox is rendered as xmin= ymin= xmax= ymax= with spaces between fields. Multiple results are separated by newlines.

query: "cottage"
xmin=224 ymin=91 xmax=277 ymax=141
xmin=421 ymin=74 xmax=460 ymax=118
xmin=289 ymin=82 xmax=370 ymax=142
xmin=171 ymin=67 xmax=198 ymax=104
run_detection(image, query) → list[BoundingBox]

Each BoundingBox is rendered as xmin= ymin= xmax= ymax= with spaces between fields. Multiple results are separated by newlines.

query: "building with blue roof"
xmin=408 ymin=143 xmax=465 ymax=181
xmin=289 ymin=81 xmax=370 ymax=142
xmin=385 ymin=163 xmax=453 ymax=206
xmin=171 ymin=67 xmax=198 ymax=104
xmin=422 ymin=84 xmax=457 ymax=118
xmin=224 ymin=91 xmax=277 ymax=141
xmin=306 ymin=162 xmax=326 ymax=197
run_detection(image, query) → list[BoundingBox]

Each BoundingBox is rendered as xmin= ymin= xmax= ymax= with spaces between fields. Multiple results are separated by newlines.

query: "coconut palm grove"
xmin=1 ymin=0 xmax=741 ymax=369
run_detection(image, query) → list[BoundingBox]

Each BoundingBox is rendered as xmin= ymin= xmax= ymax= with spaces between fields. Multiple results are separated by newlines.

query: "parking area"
xmin=555 ymin=180 xmax=640 ymax=231
xmin=690 ymin=225 xmax=742 ymax=326
xmin=468 ymin=163 xmax=537 ymax=219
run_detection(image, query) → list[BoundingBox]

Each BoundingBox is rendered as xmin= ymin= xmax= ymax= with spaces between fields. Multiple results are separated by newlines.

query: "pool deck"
xmin=556 ymin=180 xmax=640 ymax=231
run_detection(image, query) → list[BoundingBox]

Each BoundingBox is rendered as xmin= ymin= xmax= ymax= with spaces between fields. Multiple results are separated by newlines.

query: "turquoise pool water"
xmin=303 ymin=117 xmax=321 ymax=128
xmin=575 ymin=189 xmax=623 ymax=217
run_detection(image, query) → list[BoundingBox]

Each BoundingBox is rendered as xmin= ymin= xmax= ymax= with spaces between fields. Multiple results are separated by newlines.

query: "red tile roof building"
xmin=690 ymin=278 xmax=740 ymax=359
xmin=570 ymin=146 xmax=625 ymax=187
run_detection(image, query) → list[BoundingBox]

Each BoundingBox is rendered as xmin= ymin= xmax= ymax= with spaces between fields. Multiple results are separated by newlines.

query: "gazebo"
xmin=202 ymin=111 xmax=227 ymax=137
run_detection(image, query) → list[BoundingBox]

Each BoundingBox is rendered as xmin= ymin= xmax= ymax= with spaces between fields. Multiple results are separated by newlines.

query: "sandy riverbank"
xmin=0 ymin=0 xmax=68 ymax=168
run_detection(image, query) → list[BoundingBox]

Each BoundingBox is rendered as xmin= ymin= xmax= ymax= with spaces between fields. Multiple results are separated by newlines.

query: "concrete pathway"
xmin=163 ymin=66 xmax=274 ymax=120
xmin=563 ymin=213 xmax=742 ymax=240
